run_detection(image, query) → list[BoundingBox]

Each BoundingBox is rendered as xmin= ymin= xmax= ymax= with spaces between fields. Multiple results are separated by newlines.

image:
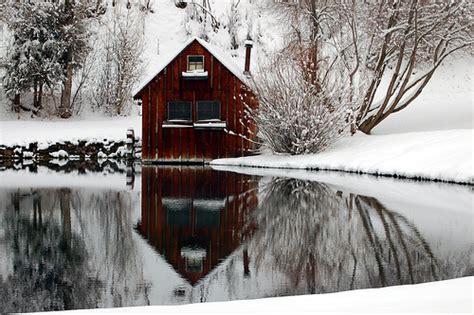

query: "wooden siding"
xmin=138 ymin=40 xmax=257 ymax=162
xmin=138 ymin=166 xmax=258 ymax=285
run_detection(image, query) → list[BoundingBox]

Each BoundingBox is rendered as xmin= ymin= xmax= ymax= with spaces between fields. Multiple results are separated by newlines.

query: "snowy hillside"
xmin=139 ymin=0 xmax=279 ymax=89
xmin=374 ymin=57 xmax=473 ymax=134
xmin=1 ymin=0 xmax=470 ymax=135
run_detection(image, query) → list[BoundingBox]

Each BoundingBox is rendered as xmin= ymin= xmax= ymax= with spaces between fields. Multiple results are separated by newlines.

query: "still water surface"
xmin=0 ymin=165 xmax=472 ymax=312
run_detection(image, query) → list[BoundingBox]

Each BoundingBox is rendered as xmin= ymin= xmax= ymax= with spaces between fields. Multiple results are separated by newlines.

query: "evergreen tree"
xmin=3 ymin=1 xmax=94 ymax=116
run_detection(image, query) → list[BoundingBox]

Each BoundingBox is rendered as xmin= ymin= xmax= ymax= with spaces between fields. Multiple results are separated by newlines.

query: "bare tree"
xmin=352 ymin=0 xmax=473 ymax=134
xmin=272 ymin=0 xmax=473 ymax=135
xmin=91 ymin=4 xmax=145 ymax=116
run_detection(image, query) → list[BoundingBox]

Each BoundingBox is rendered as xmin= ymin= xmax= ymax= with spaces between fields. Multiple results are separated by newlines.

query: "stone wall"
xmin=0 ymin=138 xmax=141 ymax=165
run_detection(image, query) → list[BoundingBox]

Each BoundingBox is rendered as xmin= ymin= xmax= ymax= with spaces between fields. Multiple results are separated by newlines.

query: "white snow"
xmin=181 ymin=70 xmax=209 ymax=78
xmin=212 ymin=129 xmax=473 ymax=184
xmin=373 ymin=58 xmax=473 ymax=134
xmin=194 ymin=121 xmax=227 ymax=129
xmin=35 ymin=277 xmax=473 ymax=314
xmin=50 ymin=149 xmax=69 ymax=158
xmin=162 ymin=123 xmax=193 ymax=129
xmin=0 ymin=117 xmax=141 ymax=147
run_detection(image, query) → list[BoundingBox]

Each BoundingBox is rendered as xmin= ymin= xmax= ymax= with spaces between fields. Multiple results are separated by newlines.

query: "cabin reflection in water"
xmin=138 ymin=167 xmax=258 ymax=286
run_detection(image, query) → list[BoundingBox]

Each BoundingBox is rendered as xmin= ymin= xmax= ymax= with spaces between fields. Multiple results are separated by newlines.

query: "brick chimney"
xmin=244 ymin=38 xmax=253 ymax=76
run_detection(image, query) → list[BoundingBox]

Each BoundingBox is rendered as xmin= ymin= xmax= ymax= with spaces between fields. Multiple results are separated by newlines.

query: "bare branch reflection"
xmin=246 ymin=178 xmax=470 ymax=296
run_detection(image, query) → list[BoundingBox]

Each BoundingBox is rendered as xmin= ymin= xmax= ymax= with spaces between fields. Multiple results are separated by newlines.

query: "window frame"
xmin=187 ymin=55 xmax=205 ymax=72
xmin=196 ymin=101 xmax=221 ymax=122
xmin=167 ymin=101 xmax=193 ymax=123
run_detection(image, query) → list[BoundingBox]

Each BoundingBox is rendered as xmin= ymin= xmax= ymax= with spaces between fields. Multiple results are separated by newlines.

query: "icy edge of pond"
xmin=0 ymin=167 xmax=132 ymax=191
xmin=211 ymin=129 xmax=474 ymax=185
xmin=35 ymin=277 xmax=473 ymax=314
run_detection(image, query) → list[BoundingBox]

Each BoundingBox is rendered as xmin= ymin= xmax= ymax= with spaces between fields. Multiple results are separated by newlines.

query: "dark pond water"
xmin=0 ymin=165 xmax=472 ymax=313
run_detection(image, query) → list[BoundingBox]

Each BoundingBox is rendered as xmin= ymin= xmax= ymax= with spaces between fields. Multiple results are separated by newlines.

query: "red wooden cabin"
xmin=137 ymin=166 xmax=258 ymax=286
xmin=133 ymin=37 xmax=258 ymax=163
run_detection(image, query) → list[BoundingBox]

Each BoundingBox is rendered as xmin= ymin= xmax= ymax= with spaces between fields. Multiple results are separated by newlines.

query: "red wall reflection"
xmin=138 ymin=167 xmax=258 ymax=285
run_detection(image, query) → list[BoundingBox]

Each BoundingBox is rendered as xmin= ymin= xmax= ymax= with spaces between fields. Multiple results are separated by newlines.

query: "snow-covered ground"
xmin=35 ymin=277 xmax=473 ymax=314
xmin=212 ymin=129 xmax=473 ymax=184
xmin=0 ymin=116 xmax=141 ymax=146
xmin=373 ymin=58 xmax=473 ymax=135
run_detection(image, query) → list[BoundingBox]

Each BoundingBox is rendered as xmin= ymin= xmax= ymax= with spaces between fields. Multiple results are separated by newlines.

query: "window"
xmin=194 ymin=199 xmax=224 ymax=228
xmin=167 ymin=101 xmax=192 ymax=122
xmin=164 ymin=198 xmax=192 ymax=226
xmin=196 ymin=101 xmax=220 ymax=121
xmin=181 ymin=246 xmax=206 ymax=273
xmin=185 ymin=256 xmax=203 ymax=273
xmin=187 ymin=55 xmax=204 ymax=72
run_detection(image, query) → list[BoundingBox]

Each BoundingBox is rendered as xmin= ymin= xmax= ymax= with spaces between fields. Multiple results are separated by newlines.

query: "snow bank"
xmin=212 ymin=129 xmax=473 ymax=184
xmin=34 ymin=277 xmax=473 ymax=314
xmin=0 ymin=117 xmax=141 ymax=147
xmin=374 ymin=57 xmax=473 ymax=134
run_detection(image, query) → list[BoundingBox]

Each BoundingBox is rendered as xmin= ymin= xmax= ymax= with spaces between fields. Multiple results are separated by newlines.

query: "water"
xmin=0 ymin=165 xmax=472 ymax=312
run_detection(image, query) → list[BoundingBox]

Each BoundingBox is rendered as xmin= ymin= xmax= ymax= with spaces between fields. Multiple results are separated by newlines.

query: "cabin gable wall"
xmin=141 ymin=41 xmax=257 ymax=162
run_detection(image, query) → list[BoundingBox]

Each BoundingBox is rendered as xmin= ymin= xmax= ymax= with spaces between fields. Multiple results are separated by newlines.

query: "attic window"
xmin=187 ymin=55 xmax=204 ymax=71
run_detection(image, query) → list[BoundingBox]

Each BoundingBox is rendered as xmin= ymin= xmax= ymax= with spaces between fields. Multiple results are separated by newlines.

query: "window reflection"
xmin=139 ymin=166 xmax=258 ymax=286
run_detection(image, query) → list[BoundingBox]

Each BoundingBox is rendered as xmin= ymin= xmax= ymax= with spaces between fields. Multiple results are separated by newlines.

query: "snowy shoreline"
xmin=35 ymin=277 xmax=473 ymax=314
xmin=212 ymin=129 xmax=474 ymax=185
xmin=1 ymin=121 xmax=471 ymax=184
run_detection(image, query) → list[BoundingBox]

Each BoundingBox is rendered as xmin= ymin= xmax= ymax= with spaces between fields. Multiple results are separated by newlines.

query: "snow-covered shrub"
xmin=249 ymin=55 xmax=355 ymax=155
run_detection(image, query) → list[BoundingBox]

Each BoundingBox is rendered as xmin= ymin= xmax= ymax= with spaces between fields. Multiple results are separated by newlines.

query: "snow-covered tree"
xmin=2 ymin=1 xmax=96 ymax=116
xmin=351 ymin=0 xmax=474 ymax=134
xmin=249 ymin=54 xmax=355 ymax=155
xmin=90 ymin=3 xmax=145 ymax=116
xmin=58 ymin=0 xmax=97 ymax=118
xmin=227 ymin=0 xmax=242 ymax=51
xmin=3 ymin=2 xmax=61 ymax=112
xmin=272 ymin=0 xmax=473 ymax=135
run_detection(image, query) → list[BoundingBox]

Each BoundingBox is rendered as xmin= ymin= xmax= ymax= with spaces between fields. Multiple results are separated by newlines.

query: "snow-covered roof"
xmin=133 ymin=37 xmax=249 ymax=98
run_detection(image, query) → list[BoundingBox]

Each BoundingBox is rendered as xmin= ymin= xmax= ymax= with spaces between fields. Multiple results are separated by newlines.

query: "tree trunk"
xmin=38 ymin=83 xmax=43 ymax=109
xmin=60 ymin=60 xmax=73 ymax=118
xmin=358 ymin=118 xmax=375 ymax=135
xmin=59 ymin=0 xmax=74 ymax=119
xmin=13 ymin=94 xmax=21 ymax=113
xmin=33 ymin=81 xmax=38 ymax=109
xmin=60 ymin=188 xmax=72 ymax=255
